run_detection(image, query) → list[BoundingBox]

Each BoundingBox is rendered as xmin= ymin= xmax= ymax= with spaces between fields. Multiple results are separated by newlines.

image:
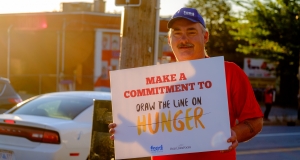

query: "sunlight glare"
xmin=105 ymin=0 xmax=124 ymax=13
xmin=0 ymin=0 xmax=93 ymax=14
xmin=0 ymin=0 xmax=233 ymax=17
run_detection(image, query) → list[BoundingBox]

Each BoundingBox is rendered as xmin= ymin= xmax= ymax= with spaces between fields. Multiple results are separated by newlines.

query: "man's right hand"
xmin=108 ymin=123 xmax=117 ymax=140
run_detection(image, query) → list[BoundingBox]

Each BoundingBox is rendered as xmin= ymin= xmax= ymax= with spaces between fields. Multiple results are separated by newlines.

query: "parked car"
xmin=0 ymin=91 xmax=111 ymax=160
xmin=0 ymin=77 xmax=22 ymax=112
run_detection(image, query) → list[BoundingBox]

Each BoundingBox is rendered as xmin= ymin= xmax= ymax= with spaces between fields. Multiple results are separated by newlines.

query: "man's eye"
xmin=173 ymin=33 xmax=182 ymax=37
xmin=188 ymin=32 xmax=196 ymax=35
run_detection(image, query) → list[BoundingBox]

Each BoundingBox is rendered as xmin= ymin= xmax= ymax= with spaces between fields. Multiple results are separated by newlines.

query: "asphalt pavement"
xmin=260 ymin=103 xmax=299 ymax=126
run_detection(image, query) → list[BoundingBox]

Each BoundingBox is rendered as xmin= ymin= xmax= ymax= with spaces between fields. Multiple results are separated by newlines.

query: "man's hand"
xmin=221 ymin=129 xmax=238 ymax=153
xmin=221 ymin=117 xmax=263 ymax=153
xmin=108 ymin=123 xmax=117 ymax=140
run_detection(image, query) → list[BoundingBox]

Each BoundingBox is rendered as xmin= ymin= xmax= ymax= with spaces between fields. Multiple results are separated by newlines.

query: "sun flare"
xmin=0 ymin=0 xmax=95 ymax=14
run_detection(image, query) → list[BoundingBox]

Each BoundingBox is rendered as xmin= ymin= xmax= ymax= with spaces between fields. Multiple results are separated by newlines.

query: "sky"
xmin=0 ymin=0 xmax=191 ymax=17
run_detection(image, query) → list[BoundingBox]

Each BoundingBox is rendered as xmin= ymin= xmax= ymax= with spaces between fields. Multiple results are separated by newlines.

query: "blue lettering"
xmin=150 ymin=145 xmax=163 ymax=152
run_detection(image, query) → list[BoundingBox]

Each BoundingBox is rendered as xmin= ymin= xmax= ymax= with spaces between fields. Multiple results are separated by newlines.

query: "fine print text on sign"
xmin=110 ymin=56 xmax=231 ymax=159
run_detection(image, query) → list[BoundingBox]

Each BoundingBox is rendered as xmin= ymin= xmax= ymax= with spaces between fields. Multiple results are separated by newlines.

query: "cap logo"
xmin=167 ymin=8 xmax=206 ymax=29
xmin=183 ymin=11 xmax=194 ymax=17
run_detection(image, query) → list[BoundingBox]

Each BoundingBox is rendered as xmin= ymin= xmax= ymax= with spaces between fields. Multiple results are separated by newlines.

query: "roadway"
xmin=237 ymin=126 xmax=300 ymax=160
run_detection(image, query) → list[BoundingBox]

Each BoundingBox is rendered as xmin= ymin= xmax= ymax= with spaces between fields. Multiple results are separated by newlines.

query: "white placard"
xmin=110 ymin=56 xmax=231 ymax=159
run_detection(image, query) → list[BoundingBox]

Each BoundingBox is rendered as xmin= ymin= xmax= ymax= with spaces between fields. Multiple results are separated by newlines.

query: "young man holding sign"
xmin=109 ymin=7 xmax=263 ymax=160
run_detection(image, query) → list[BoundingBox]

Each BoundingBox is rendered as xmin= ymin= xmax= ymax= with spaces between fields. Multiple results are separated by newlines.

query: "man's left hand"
xmin=221 ymin=129 xmax=238 ymax=153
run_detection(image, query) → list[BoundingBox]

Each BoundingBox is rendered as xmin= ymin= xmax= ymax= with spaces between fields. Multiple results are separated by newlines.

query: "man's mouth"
xmin=177 ymin=43 xmax=194 ymax=49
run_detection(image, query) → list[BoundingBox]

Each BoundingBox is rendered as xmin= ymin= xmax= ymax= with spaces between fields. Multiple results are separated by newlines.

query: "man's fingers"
xmin=108 ymin=123 xmax=116 ymax=141
xmin=231 ymin=140 xmax=238 ymax=149
xmin=108 ymin=123 xmax=117 ymax=129
xmin=109 ymin=128 xmax=115 ymax=134
xmin=221 ymin=139 xmax=238 ymax=153
xmin=110 ymin=135 xmax=115 ymax=140
xmin=221 ymin=131 xmax=238 ymax=153
xmin=228 ymin=139 xmax=238 ymax=150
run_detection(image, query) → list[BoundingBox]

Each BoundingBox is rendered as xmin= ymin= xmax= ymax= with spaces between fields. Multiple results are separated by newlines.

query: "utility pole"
xmin=7 ymin=25 xmax=13 ymax=79
xmin=117 ymin=0 xmax=158 ymax=160
xmin=119 ymin=0 xmax=157 ymax=70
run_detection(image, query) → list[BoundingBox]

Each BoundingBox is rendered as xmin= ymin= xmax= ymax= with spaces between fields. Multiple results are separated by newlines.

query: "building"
xmin=0 ymin=1 xmax=173 ymax=94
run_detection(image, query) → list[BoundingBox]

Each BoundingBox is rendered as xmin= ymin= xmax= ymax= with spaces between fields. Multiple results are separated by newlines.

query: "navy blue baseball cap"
xmin=167 ymin=7 xmax=206 ymax=29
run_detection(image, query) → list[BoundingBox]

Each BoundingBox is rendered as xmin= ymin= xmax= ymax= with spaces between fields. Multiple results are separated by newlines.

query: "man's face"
xmin=168 ymin=18 xmax=209 ymax=62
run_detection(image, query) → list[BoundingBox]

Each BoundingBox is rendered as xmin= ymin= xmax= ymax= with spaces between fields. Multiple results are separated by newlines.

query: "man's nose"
xmin=179 ymin=34 xmax=188 ymax=43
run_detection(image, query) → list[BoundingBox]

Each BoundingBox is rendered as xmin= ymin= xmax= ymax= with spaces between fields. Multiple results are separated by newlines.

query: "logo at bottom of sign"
xmin=150 ymin=145 xmax=164 ymax=153
xmin=170 ymin=144 xmax=192 ymax=151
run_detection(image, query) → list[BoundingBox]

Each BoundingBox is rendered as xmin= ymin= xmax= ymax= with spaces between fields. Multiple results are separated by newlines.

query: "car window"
xmin=0 ymin=82 xmax=5 ymax=95
xmin=8 ymin=95 xmax=92 ymax=120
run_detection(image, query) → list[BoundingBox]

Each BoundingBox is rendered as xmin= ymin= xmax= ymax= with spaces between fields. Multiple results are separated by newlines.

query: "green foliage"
xmin=185 ymin=0 xmax=239 ymax=55
xmin=231 ymin=0 xmax=300 ymax=107
xmin=230 ymin=0 xmax=300 ymax=60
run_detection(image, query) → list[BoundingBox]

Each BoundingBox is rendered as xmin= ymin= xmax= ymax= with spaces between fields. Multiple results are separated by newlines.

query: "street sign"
xmin=115 ymin=0 xmax=141 ymax=7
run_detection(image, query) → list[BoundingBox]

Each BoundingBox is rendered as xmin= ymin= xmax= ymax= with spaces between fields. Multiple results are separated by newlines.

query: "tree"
xmin=185 ymin=0 xmax=241 ymax=63
xmin=230 ymin=0 xmax=300 ymax=110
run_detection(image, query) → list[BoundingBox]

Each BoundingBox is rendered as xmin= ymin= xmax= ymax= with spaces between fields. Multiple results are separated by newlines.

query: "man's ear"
xmin=204 ymin=31 xmax=209 ymax=43
xmin=168 ymin=37 xmax=171 ymax=46
xmin=167 ymin=30 xmax=172 ymax=46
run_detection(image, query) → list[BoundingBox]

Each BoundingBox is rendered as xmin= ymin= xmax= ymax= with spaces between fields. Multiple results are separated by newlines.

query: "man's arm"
xmin=232 ymin=117 xmax=263 ymax=142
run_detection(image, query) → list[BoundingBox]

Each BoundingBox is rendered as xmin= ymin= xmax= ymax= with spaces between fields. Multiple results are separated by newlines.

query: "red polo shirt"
xmin=152 ymin=61 xmax=263 ymax=160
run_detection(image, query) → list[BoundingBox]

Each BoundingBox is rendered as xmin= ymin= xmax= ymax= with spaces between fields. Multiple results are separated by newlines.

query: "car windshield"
xmin=8 ymin=95 xmax=92 ymax=120
xmin=0 ymin=82 xmax=5 ymax=95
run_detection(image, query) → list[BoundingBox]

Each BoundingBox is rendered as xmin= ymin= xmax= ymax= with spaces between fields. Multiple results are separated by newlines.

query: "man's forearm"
xmin=232 ymin=117 xmax=263 ymax=142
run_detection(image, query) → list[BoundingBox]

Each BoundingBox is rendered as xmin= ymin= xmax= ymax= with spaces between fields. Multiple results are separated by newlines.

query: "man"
xmin=264 ymin=84 xmax=275 ymax=121
xmin=109 ymin=7 xmax=263 ymax=160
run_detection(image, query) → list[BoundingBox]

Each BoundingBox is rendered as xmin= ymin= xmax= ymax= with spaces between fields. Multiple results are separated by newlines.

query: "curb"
xmin=263 ymin=115 xmax=300 ymax=126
